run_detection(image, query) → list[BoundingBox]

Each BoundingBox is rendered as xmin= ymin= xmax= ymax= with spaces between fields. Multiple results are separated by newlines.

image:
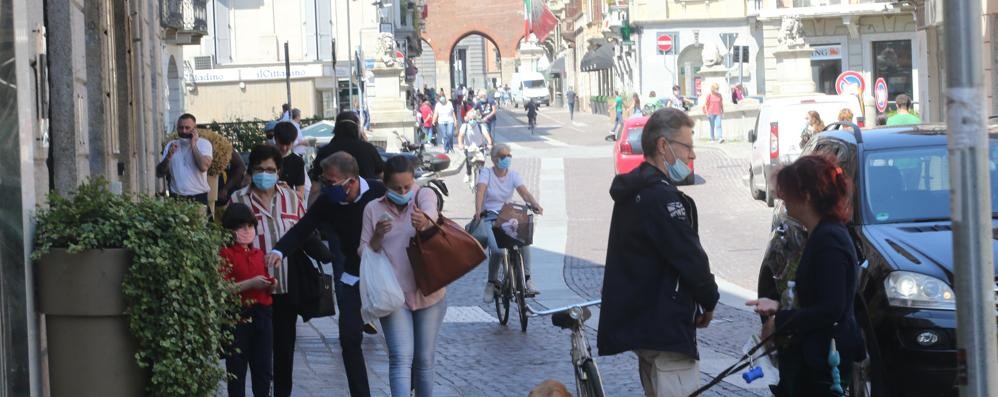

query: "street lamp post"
xmin=346 ymin=0 xmax=355 ymax=110
xmin=943 ymin=1 xmax=998 ymax=396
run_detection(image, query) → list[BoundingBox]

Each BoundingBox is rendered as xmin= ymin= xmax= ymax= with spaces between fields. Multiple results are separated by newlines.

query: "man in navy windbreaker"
xmin=597 ymin=108 xmax=720 ymax=397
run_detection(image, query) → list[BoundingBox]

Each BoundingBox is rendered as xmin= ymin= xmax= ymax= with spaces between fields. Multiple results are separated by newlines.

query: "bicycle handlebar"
xmin=527 ymin=299 xmax=601 ymax=317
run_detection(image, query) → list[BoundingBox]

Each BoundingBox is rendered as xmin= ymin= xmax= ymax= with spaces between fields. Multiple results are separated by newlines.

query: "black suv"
xmin=757 ymin=123 xmax=998 ymax=397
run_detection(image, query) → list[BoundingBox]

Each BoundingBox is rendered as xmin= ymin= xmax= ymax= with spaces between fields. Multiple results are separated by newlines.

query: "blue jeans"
xmin=612 ymin=110 xmax=623 ymax=136
xmin=439 ymin=122 xmax=455 ymax=152
xmin=421 ymin=126 xmax=434 ymax=145
xmin=708 ymin=114 xmax=723 ymax=141
xmin=380 ymin=298 xmax=448 ymax=397
xmin=480 ymin=213 xmax=532 ymax=283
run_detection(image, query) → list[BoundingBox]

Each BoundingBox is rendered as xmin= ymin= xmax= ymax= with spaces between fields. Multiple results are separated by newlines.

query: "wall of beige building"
xmin=186 ymin=79 xmax=322 ymax=122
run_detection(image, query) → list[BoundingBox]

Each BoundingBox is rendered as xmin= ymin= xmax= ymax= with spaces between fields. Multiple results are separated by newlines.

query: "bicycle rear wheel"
xmin=578 ymin=359 xmax=605 ymax=397
xmin=494 ymin=254 xmax=510 ymax=326
xmin=511 ymin=250 xmax=529 ymax=332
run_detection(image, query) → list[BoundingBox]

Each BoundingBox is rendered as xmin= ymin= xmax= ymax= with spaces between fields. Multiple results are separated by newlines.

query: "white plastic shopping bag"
xmin=359 ymin=246 xmax=405 ymax=324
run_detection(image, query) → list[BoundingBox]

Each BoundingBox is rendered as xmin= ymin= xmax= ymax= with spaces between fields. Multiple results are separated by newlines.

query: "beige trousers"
xmin=635 ymin=350 xmax=700 ymax=397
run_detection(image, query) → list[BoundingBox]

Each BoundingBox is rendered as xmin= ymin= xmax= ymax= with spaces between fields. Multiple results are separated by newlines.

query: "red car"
xmin=613 ymin=116 xmax=695 ymax=184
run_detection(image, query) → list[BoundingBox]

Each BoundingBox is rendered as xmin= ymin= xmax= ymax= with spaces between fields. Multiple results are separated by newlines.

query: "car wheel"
xmin=851 ymin=302 xmax=890 ymax=397
xmin=750 ymin=168 xmax=766 ymax=200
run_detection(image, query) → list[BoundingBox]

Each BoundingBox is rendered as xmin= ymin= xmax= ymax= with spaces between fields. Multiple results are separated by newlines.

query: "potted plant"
xmin=33 ymin=179 xmax=240 ymax=397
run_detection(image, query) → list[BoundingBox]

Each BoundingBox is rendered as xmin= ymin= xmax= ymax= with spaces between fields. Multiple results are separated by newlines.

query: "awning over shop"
xmin=548 ymin=56 xmax=566 ymax=75
xmin=581 ymin=41 xmax=614 ymax=72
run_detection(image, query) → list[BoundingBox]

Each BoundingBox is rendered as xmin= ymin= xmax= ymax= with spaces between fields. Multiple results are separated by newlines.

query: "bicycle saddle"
xmin=551 ymin=307 xmax=591 ymax=329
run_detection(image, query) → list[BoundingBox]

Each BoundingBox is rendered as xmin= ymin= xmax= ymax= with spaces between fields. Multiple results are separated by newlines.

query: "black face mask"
xmin=179 ymin=132 xmax=193 ymax=139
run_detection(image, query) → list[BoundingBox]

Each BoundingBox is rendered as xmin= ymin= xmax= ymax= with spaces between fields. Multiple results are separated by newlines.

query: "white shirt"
xmin=161 ymin=138 xmax=212 ymax=196
xmin=666 ymin=93 xmax=684 ymax=110
xmin=477 ymin=167 xmax=523 ymax=213
xmin=434 ymin=102 xmax=455 ymax=124
xmin=292 ymin=121 xmax=307 ymax=156
xmin=460 ymin=123 xmax=489 ymax=148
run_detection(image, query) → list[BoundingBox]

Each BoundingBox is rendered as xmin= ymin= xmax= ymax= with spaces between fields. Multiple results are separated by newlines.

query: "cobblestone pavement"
xmin=224 ymin=107 xmax=779 ymax=396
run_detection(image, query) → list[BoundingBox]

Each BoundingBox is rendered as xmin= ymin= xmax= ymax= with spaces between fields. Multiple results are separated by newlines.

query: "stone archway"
xmin=166 ymin=55 xmax=183 ymax=133
xmin=677 ymin=45 xmax=704 ymax=98
xmin=449 ymin=32 xmax=503 ymax=91
xmin=422 ymin=0 xmax=524 ymax=93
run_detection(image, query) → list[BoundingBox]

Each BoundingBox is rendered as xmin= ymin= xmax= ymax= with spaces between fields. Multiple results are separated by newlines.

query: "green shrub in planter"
xmin=33 ymin=179 xmax=240 ymax=397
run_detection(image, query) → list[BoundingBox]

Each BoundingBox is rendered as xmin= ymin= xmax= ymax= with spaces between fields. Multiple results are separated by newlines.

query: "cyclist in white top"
xmin=472 ymin=143 xmax=544 ymax=300
xmin=457 ymin=110 xmax=494 ymax=185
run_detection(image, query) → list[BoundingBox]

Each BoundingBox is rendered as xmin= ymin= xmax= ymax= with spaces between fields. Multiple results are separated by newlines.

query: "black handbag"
xmin=299 ymin=260 xmax=336 ymax=322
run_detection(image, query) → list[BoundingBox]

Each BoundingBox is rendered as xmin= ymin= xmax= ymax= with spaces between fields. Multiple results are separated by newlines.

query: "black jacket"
xmin=597 ymin=162 xmax=719 ymax=359
xmin=311 ymin=134 xmax=384 ymax=180
xmin=274 ymin=179 xmax=387 ymax=276
xmin=775 ymin=220 xmax=865 ymax=369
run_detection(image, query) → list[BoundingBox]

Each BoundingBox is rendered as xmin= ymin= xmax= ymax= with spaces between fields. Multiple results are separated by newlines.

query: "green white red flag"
xmin=523 ymin=0 xmax=558 ymax=42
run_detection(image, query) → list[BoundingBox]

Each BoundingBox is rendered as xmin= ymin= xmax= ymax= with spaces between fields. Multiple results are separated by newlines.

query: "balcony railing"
xmin=161 ymin=0 xmax=208 ymax=45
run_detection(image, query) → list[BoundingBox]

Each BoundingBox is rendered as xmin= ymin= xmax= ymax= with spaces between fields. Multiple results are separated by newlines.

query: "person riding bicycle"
xmin=525 ymin=99 xmax=539 ymax=129
xmin=472 ymin=143 xmax=544 ymax=300
xmin=456 ymin=110 xmax=494 ymax=186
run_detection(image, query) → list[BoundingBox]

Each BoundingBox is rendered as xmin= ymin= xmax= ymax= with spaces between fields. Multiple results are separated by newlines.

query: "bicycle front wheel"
xmin=494 ymin=254 xmax=510 ymax=326
xmin=512 ymin=250 xmax=529 ymax=332
xmin=578 ymin=359 xmax=605 ymax=397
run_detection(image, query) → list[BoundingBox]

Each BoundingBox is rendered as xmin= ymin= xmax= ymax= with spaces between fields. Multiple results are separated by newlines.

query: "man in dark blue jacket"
xmin=597 ymin=108 xmax=719 ymax=397
xmin=268 ymin=151 xmax=386 ymax=397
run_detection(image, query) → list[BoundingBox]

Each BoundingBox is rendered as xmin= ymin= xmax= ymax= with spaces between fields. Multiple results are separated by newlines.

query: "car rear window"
xmin=625 ymin=127 xmax=643 ymax=154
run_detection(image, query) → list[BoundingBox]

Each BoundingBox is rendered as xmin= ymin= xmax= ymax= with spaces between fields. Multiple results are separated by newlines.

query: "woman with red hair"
xmin=747 ymin=154 xmax=865 ymax=396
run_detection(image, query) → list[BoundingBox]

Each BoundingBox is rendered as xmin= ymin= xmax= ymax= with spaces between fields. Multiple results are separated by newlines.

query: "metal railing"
xmin=161 ymin=0 xmax=208 ymax=34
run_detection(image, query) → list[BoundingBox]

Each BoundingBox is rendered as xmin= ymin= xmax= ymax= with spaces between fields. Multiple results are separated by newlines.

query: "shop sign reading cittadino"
xmin=192 ymin=64 xmax=324 ymax=83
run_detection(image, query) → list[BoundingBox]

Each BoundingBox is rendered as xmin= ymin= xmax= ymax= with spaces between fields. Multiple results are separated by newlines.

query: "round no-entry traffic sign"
xmin=874 ymin=77 xmax=888 ymax=112
xmin=835 ymin=71 xmax=866 ymax=96
xmin=657 ymin=34 xmax=673 ymax=53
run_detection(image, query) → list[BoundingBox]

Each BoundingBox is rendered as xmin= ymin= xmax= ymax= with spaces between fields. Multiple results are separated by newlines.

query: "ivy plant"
xmin=33 ymin=179 xmax=240 ymax=397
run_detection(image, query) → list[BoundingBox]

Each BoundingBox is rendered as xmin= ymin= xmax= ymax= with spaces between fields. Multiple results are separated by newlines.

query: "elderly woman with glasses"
xmin=471 ymin=143 xmax=544 ymax=300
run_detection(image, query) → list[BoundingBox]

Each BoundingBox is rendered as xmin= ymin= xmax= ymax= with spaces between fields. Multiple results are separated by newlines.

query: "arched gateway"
xmin=421 ymin=0 xmax=525 ymax=92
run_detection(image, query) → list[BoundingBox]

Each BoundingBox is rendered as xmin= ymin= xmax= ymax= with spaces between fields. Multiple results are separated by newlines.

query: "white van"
xmin=510 ymin=71 xmax=550 ymax=107
xmin=747 ymin=94 xmax=864 ymax=206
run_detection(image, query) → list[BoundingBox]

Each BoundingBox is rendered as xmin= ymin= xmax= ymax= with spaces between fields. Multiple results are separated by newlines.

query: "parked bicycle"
xmin=490 ymin=203 xmax=538 ymax=332
xmin=529 ymin=300 xmax=605 ymax=397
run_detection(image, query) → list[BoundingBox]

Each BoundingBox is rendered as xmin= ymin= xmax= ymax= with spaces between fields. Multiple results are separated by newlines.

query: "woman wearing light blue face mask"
xmin=472 ymin=143 xmax=544 ymax=300
xmin=456 ymin=109 xmax=494 ymax=186
xmin=360 ymin=155 xmax=445 ymax=397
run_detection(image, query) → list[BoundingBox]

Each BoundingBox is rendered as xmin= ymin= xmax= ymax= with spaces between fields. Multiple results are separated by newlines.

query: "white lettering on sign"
xmin=191 ymin=64 xmax=324 ymax=83
xmin=811 ymin=45 xmax=842 ymax=61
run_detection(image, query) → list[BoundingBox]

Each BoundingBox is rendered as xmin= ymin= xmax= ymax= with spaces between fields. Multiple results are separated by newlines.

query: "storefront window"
xmin=873 ymin=39 xmax=914 ymax=107
xmin=810 ymin=44 xmax=842 ymax=95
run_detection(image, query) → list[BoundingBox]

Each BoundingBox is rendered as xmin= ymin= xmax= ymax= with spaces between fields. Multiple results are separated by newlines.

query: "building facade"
xmin=2 ymin=0 xmax=206 ymax=393
xmin=756 ymin=0 xmax=924 ymax=120
xmin=633 ymin=0 xmax=760 ymax=101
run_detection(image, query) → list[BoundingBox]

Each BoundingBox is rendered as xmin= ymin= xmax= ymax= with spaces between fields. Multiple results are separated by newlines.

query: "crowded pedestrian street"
xmin=260 ymin=106 xmax=774 ymax=397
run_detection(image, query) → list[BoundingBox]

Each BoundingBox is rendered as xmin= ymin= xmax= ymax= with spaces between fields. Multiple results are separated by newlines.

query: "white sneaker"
xmin=483 ymin=282 xmax=496 ymax=303
xmin=463 ymin=174 xmax=471 ymax=183
xmin=525 ymin=279 xmax=540 ymax=296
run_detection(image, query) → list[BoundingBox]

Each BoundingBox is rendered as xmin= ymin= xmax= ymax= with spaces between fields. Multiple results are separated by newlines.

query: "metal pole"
xmin=346 ymin=0 xmax=355 ymax=110
xmin=284 ymin=42 xmax=292 ymax=108
xmin=943 ymin=1 xmax=998 ymax=396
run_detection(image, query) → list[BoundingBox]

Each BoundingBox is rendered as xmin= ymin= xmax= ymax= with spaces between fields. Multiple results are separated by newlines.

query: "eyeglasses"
xmin=666 ymin=139 xmax=694 ymax=152
xmin=320 ymin=176 xmax=352 ymax=186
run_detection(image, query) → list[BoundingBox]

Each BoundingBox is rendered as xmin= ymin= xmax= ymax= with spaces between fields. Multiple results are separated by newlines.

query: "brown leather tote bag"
xmin=407 ymin=212 xmax=487 ymax=295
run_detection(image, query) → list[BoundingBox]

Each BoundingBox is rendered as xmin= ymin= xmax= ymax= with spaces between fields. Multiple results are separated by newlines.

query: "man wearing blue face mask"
xmin=597 ymin=108 xmax=719 ymax=397
xmin=267 ymin=151 xmax=386 ymax=397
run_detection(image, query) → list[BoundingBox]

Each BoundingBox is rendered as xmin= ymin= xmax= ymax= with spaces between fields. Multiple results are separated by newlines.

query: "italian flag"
xmin=524 ymin=0 xmax=558 ymax=42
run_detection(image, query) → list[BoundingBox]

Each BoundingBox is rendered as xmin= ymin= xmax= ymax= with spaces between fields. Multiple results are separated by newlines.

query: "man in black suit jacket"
xmin=268 ymin=151 xmax=386 ymax=397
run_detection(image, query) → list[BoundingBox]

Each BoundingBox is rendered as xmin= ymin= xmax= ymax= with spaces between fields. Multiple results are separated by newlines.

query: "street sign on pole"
xmin=720 ymin=33 xmax=737 ymax=68
xmin=656 ymin=32 xmax=677 ymax=55
xmin=874 ymin=78 xmax=888 ymax=112
xmin=942 ymin=0 xmax=998 ymax=395
xmin=835 ymin=71 xmax=866 ymax=96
